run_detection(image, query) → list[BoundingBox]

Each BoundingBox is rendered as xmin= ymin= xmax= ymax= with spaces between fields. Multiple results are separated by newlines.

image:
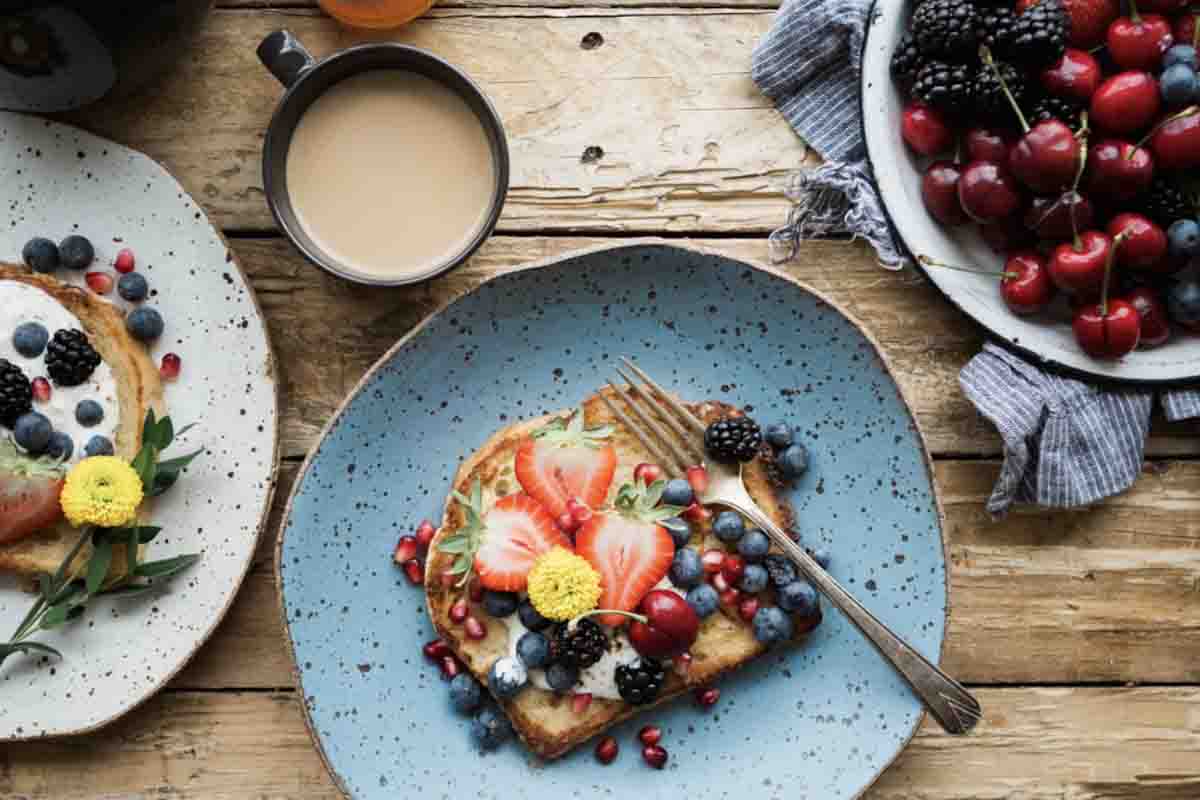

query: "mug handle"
xmin=257 ymin=30 xmax=315 ymax=89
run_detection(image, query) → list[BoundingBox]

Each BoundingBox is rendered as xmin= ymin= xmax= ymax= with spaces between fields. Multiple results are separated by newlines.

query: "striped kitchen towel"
xmin=752 ymin=0 xmax=1200 ymax=514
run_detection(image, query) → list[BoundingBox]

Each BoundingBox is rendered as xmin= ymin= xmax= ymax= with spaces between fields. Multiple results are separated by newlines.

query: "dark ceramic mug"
xmin=257 ymin=30 xmax=510 ymax=286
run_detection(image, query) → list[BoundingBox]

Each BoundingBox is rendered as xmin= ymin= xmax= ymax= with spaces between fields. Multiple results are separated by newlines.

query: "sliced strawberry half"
xmin=515 ymin=409 xmax=617 ymax=521
xmin=0 ymin=445 xmax=65 ymax=545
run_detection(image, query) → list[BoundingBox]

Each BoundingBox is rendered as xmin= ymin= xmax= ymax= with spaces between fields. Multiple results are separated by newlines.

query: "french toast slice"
xmin=0 ymin=264 xmax=164 ymax=579
xmin=426 ymin=388 xmax=811 ymax=761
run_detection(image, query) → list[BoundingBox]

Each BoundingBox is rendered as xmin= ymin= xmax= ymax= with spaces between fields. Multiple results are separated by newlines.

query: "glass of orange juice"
xmin=319 ymin=0 xmax=436 ymax=29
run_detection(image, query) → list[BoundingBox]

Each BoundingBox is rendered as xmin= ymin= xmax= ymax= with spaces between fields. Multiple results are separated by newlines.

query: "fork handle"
xmin=729 ymin=502 xmax=982 ymax=735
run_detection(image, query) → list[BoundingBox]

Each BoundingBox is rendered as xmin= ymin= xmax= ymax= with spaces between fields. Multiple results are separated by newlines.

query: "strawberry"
xmin=575 ymin=479 xmax=683 ymax=626
xmin=514 ymin=409 xmax=617 ymax=521
xmin=438 ymin=479 xmax=570 ymax=592
xmin=1018 ymin=0 xmax=1118 ymax=48
xmin=0 ymin=442 xmax=65 ymax=545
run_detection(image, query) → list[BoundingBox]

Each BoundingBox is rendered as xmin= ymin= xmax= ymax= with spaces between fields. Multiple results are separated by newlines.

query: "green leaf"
xmin=0 ymin=641 xmax=62 ymax=666
xmin=131 ymin=444 xmax=158 ymax=490
xmin=156 ymin=449 xmax=203 ymax=474
xmin=436 ymin=537 xmax=472 ymax=554
xmin=135 ymin=526 xmax=163 ymax=544
xmin=126 ymin=527 xmax=140 ymax=577
xmin=141 ymin=409 xmax=158 ymax=446
xmin=35 ymin=572 xmax=55 ymax=602
xmin=643 ymin=479 xmax=666 ymax=510
xmin=86 ymin=535 xmax=114 ymax=595
xmin=174 ymin=423 xmax=197 ymax=439
xmin=97 ymin=582 xmax=156 ymax=598
xmin=135 ymin=553 xmax=201 ymax=580
xmin=49 ymin=580 xmax=86 ymax=607
xmin=41 ymin=602 xmax=74 ymax=630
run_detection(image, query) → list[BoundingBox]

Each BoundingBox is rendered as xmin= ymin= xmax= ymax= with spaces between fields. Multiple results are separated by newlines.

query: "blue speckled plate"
xmin=277 ymin=242 xmax=947 ymax=800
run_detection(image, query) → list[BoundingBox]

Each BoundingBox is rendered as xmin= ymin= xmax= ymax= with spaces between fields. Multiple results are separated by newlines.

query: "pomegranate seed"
xmin=30 ymin=377 xmax=50 ymax=403
xmin=633 ymin=462 xmax=663 ymax=484
xmin=595 ymin=736 xmax=619 ymax=764
xmin=738 ymin=596 xmax=760 ymax=622
xmin=701 ymin=549 xmax=725 ymax=574
xmin=719 ymin=587 xmax=741 ymax=607
xmin=683 ymin=502 xmax=711 ymax=523
xmin=567 ymin=497 xmax=593 ymax=525
xmin=415 ymin=519 xmax=436 ymax=550
xmin=423 ymin=639 xmax=451 ymax=662
xmin=449 ymin=598 xmax=469 ymax=624
xmin=694 ymin=686 xmax=720 ymax=708
xmin=85 ymin=271 xmax=112 ymax=295
xmin=113 ymin=248 xmax=135 ymax=273
xmin=393 ymin=535 xmax=419 ymax=565
xmin=710 ymin=571 xmax=730 ymax=593
xmin=642 ymin=744 xmax=668 ymax=769
xmin=557 ymin=510 xmax=580 ymax=533
xmin=160 ymin=353 xmax=182 ymax=380
xmin=572 ymin=692 xmax=593 ymax=713
xmin=439 ymin=654 xmax=461 ymax=680
xmin=673 ymin=652 xmax=692 ymax=675
xmin=686 ymin=465 xmax=708 ymax=494
xmin=439 ymin=570 xmax=458 ymax=588
xmin=468 ymin=582 xmax=484 ymax=603
xmin=464 ymin=615 xmax=487 ymax=640
xmin=721 ymin=554 xmax=745 ymax=585
xmin=637 ymin=725 xmax=662 ymax=746
xmin=402 ymin=558 xmax=423 ymax=586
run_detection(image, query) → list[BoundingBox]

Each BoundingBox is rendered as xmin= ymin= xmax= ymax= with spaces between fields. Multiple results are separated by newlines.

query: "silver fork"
xmin=598 ymin=357 xmax=982 ymax=735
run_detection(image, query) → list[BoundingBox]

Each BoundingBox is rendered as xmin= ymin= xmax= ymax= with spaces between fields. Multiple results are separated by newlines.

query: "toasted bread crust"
xmin=426 ymin=389 xmax=807 ymax=760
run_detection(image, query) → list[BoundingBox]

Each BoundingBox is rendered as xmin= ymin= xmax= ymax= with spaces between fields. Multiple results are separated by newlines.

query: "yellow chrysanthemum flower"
xmin=527 ymin=547 xmax=602 ymax=622
xmin=60 ymin=456 xmax=144 ymax=528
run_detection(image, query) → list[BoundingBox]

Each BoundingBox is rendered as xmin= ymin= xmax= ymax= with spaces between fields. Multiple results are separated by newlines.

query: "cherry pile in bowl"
xmin=894 ymin=0 xmax=1200 ymax=359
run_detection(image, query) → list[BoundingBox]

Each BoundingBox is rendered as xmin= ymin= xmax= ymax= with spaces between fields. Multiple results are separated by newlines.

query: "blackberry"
xmin=973 ymin=60 xmax=1027 ymax=122
xmin=912 ymin=60 xmax=975 ymax=116
xmin=1006 ymin=0 xmax=1068 ymax=69
xmin=614 ymin=658 xmax=666 ymax=705
xmin=551 ymin=619 xmax=608 ymax=669
xmin=704 ymin=416 xmax=762 ymax=463
xmin=890 ymin=32 xmax=925 ymax=89
xmin=911 ymin=0 xmax=979 ymax=60
xmin=1028 ymin=94 xmax=1083 ymax=127
xmin=0 ymin=360 xmax=32 ymax=428
xmin=1142 ymin=178 xmax=1195 ymax=228
xmin=976 ymin=6 xmax=1015 ymax=51
xmin=763 ymin=553 xmax=799 ymax=588
xmin=44 ymin=329 xmax=101 ymax=387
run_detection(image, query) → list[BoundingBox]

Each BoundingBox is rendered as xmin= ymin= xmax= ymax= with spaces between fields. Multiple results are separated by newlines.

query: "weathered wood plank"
xmin=3 ymin=687 xmax=1197 ymax=799
xmin=172 ymin=456 xmax=1200 ymax=689
xmin=69 ymin=9 xmax=809 ymax=234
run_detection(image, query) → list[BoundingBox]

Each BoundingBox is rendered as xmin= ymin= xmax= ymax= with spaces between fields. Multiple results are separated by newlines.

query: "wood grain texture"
xmin=3 ymin=687 xmax=1197 ymax=798
xmin=67 ymin=9 xmax=810 ymax=234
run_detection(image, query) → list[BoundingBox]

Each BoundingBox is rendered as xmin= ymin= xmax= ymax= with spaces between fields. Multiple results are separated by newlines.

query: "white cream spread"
xmin=0 ymin=281 xmax=118 ymax=462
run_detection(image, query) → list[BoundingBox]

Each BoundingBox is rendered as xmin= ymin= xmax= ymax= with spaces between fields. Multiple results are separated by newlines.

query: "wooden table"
xmin=5 ymin=3 xmax=1200 ymax=798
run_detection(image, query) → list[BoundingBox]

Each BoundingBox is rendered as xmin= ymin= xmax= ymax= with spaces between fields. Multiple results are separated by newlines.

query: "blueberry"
xmin=470 ymin=705 xmax=513 ymax=750
xmin=777 ymin=443 xmax=809 ymax=480
xmin=763 ymin=554 xmax=798 ymax=587
xmin=75 ymin=399 xmax=104 ymax=427
xmin=12 ymin=322 xmax=49 ymax=358
xmin=516 ymin=631 xmax=551 ymax=669
xmin=13 ymin=412 xmax=51 ymax=454
xmin=517 ymin=599 xmax=551 ymax=631
xmin=22 ymin=237 xmax=59 ymax=273
xmin=481 ymin=590 xmax=518 ymax=618
xmin=544 ymin=662 xmax=579 ymax=692
xmin=738 ymin=564 xmax=768 ymax=593
xmin=58 ymin=235 xmax=94 ymax=270
xmin=1164 ymin=44 xmax=1199 ymax=70
xmin=661 ymin=516 xmax=691 ymax=549
xmin=45 ymin=431 xmax=73 ymax=461
xmin=1168 ymin=219 xmax=1200 ymax=261
xmin=449 ymin=674 xmax=483 ymax=714
xmin=752 ymin=606 xmax=794 ymax=645
xmin=737 ymin=529 xmax=770 ymax=562
xmin=1160 ymin=63 xmax=1198 ymax=107
xmin=117 ymin=272 xmax=148 ymax=302
xmin=660 ymin=478 xmax=694 ymax=507
xmin=810 ymin=547 xmax=832 ymax=571
xmin=668 ymin=547 xmax=703 ymax=588
xmin=764 ymin=422 xmax=793 ymax=449
xmin=777 ymin=580 xmax=818 ymax=615
xmin=84 ymin=435 xmax=114 ymax=457
xmin=1167 ymin=278 xmax=1200 ymax=327
xmin=712 ymin=510 xmax=745 ymax=543
xmin=685 ymin=583 xmax=720 ymax=618
xmin=126 ymin=307 xmax=164 ymax=342
xmin=487 ymin=656 xmax=527 ymax=700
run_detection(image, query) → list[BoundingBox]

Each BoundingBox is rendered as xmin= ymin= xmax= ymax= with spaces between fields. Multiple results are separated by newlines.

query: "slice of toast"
xmin=0 ymin=264 xmax=164 ymax=580
xmin=426 ymin=388 xmax=814 ymax=761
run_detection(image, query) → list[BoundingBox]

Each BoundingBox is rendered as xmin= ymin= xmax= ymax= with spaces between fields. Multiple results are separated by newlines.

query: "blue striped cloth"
xmin=752 ymin=0 xmax=1200 ymax=514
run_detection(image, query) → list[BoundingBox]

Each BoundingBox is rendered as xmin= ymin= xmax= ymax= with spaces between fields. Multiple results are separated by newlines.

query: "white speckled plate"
xmin=0 ymin=112 xmax=278 ymax=740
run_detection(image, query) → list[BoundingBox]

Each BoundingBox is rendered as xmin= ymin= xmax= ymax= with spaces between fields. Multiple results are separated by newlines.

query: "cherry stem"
xmin=1129 ymin=0 xmax=1141 ymax=24
xmin=1101 ymin=232 xmax=1126 ymax=317
xmin=1071 ymin=114 xmax=1089 ymax=193
xmin=1135 ymin=105 xmax=1200 ymax=150
xmin=573 ymin=609 xmax=647 ymax=627
xmin=919 ymin=255 xmax=1018 ymax=279
xmin=980 ymin=45 xmax=1030 ymax=133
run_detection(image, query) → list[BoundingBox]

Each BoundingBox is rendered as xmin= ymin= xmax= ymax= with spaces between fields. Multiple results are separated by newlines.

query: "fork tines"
xmin=596 ymin=358 xmax=707 ymax=475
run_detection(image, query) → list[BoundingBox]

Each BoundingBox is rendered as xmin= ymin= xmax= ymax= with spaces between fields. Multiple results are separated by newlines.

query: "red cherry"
xmin=1124 ymin=286 xmax=1172 ymax=347
xmin=1106 ymin=12 xmax=1174 ymax=71
xmin=1150 ymin=107 xmax=1200 ymax=170
xmin=595 ymin=736 xmax=619 ymax=764
xmin=1009 ymin=120 xmax=1082 ymax=194
xmin=85 ymin=271 xmax=112 ymax=295
xmin=30 ymin=376 xmax=50 ymax=403
xmin=901 ymin=101 xmax=954 ymax=156
xmin=1086 ymin=139 xmax=1155 ymax=202
xmin=921 ymin=161 xmax=969 ymax=226
xmin=393 ymin=535 xmax=419 ymax=565
xmin=113 ymin=248 xmax=136 ymax=274
xmin=627 ymin=589 xmax=700 ymax=659
xmin=979 ymin=218 xmax=1037 ymax=254
xmin=1090 ymin=71 xmax=1162 ymax=134
xmin=1001 ymin=251 xmax=1056 ymax=315
xmin=1107 ymin=212 xmax=1168 ymax=270
xmin=1041 ymin=48 xmax=1102 ymax=103
xmin=964 ymin=127 xmax=1016 ymax=163
xmin=1035 ymin=0 xmax=1120 ymax=48
xmin=1074 ymin=298 xmax=1142 ymax=357
xmin=1048 ymin=230 xmax=1113 ymax=294
xmin=958 ymin=161 xmax=1023 ymax=223
xmin=632 ymin=462 xmax=662 ymax=485
xmin=160 ymin=352 xmax=182 ymax=380
xmin=1024 ymin=192 xmax=1094 ymax=241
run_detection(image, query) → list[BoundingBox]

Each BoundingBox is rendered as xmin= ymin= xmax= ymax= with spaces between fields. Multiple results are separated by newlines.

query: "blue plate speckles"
xmin=278 ymin=243 xmax=947 ymax=800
